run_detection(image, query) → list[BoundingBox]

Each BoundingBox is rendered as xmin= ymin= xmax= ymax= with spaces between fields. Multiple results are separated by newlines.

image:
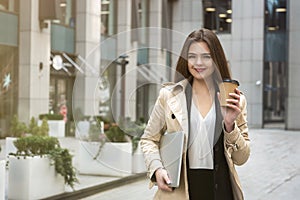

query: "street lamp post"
xmin=114 ymin=55 xmax=129 ymax=118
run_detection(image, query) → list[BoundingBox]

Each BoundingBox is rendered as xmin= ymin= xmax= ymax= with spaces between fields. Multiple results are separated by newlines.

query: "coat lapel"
xmin=214 ymin=92 xmax=223 ymax=145
xmin=166 ymin=80 xmax=190 ymax=139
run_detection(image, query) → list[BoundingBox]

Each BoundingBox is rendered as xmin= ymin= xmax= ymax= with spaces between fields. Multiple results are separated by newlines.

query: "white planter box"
xmin=39 ymin=120 xmax=65 ymax=137
xmin=5 ymin=137 xmax=17 ymax=157
xmin=0 ymin=160 xmax=5 ymax=200
xmin=78 ymin=141 xmax=132 ymax=177
xmin=132 ymin=143 xmax=147 ymax=174
xmin=8 ymin=156 xmax=65 ymax=200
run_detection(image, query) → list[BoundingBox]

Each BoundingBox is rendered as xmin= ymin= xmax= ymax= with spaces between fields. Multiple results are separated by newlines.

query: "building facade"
xmin=0 ymin=0 xmax=299 ymax=137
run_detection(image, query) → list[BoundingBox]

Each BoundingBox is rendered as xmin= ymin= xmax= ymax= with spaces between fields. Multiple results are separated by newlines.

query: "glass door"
xmin=263 ymin=0 xmax=288 ymax=126
xmin=49 ymin=75 xmax=74 ymax=136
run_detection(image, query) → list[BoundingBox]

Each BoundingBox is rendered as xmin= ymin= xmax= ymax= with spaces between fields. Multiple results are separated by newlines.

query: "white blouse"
xmin=188 ymin=99 xmax=216 ymax=169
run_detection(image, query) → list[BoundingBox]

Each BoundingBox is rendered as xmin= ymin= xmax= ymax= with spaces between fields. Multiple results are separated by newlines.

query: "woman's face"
xmin=187 ymin=41 xmax=215 ymax=80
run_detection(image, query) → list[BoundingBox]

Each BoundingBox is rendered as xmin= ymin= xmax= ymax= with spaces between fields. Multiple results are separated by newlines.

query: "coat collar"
xmin=162 ymin=79 xmax=190 ymax=96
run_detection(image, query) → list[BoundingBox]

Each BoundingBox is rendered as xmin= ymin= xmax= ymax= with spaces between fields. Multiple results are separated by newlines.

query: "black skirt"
xmin=187 ymin=167 xmax=215 ymax=199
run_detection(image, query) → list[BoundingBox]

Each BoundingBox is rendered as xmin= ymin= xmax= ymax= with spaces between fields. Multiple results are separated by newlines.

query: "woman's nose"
xmin=195 ymin=56 xmax=203 ymax=65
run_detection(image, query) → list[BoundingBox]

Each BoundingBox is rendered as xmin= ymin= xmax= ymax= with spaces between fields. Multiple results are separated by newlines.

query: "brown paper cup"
xmin=218 ymin=79 xmax=239 ymax=107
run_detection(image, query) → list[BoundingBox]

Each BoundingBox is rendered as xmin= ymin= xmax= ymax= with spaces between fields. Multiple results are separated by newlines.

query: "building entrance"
xmin=50 ymin=71 xmax=75 ymax=136
xmin=263 ymin=0 xmax=288 ymax=127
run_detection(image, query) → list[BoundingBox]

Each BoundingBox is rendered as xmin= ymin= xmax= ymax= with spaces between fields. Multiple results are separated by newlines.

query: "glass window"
xmin=101 ymin=0 xmax=115 ymax=36
xmin=51 ymin=0 xmax=75 ymax=27
xmin=137 ymin=0 xmax=148 ymax=28
xmin=0 ymin=0 xmax=19 ymax=13
xmin=0 ymin=45 xmax=18 ymax=137
xmin=265 ymin=0 xmax=287 ymax=32
xmin=202 ymin=0 xmax=232 ymax=33
xmin=132 ymin=0 xmax=148 ymax=44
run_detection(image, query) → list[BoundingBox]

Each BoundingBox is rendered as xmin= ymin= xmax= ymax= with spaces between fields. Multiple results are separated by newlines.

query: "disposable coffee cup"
xmin=218 ymin=79 xmax=240 ymax=107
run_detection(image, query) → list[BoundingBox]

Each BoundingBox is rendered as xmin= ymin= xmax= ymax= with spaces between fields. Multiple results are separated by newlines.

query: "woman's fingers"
xmin=227 ymin=88 xmax=241 ymax=107
xmin=155 ymin=168 xmax=173 ymax=192
xmin=226 ymin=98 xmax=240 ymax=107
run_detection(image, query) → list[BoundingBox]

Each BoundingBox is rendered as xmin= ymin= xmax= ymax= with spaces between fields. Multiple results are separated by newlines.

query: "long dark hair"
xmin=174 ymin=28 xmax=231 ymax=82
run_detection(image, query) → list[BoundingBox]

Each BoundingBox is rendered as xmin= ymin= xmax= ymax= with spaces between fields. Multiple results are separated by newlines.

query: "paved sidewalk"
xmin=79 ymin=128 xmax=300 ymax=200
xmin=1 ymin=128 xmax=299 ymax=199
xmin=236 ymin=128 xmax=300 ymax=200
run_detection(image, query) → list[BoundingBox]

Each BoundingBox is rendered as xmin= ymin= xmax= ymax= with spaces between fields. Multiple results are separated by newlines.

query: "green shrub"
xmin=28 ymin=117 xmax=49 ymax=136
xmin=94 ymin=116 xmax=111 ymax=124
xmin=89 ymin=122 xmax=102 ymax=141
xmin=39 ymin=114 xmax=64 ymax=120
xmin=10 ymin=115 xmax=28 ymax=137
xmin=104 ymin=125 xmax=128 ymax=142
xmin=117 ymin=118 xmax=146 ymax=154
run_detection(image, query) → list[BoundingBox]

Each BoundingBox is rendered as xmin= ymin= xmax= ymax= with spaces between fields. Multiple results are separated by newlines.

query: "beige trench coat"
xmin=140 ymin=79 xmax=250 ymax=200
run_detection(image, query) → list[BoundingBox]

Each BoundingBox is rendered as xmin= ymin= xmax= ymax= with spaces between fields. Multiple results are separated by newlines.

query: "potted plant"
xmin=95 ymin=115 xmax=111 ymax=131
xmin=7 ymin=135 xmax=77 ymax=199
xmin=0 ymin=144 xmax=5 ymax=200
xmin=78 ymin=119 xmax=132 ymax=177
xmin=75 ymin=115 xmax=111 ymax=139
xmin=39 ymin=113 xmax=65 ymax=137
xmin=6 ymin=116 xmax=49 ymax=157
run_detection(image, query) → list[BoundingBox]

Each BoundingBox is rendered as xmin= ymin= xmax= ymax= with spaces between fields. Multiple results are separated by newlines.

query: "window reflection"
xmin=51 ymin=0 xmax=75 ymax=27
xmin=263 ymin=0 xmax=288 ymax=123
xmin=202 ymin=0 xmax=232 ymax=33
xmin=265 ymin=0 xmax=286 ymax=32
xmin=134 ymin=0 xmax=149 ymax=44
xmin=0 ymin=46 xmax=18 ymax=138
xmin=101 ymin=0 xmax=115 ymax=36
xmin=0 ymin=0 xmax=19 ymax=13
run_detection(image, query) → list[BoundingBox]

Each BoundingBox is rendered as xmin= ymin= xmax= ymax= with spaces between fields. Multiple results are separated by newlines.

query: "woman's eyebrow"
xmin=187 ymin=52 xmax=211 ymax=55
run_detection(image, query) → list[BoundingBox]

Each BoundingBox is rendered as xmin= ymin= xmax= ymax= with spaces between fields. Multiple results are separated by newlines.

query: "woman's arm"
xmin=223 ymin=94 xmax=250 ymax=165
xmin=140 ymin=88 xmax=167 ymax=181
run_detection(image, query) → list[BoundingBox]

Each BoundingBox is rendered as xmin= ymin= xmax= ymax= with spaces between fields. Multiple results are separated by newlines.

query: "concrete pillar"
xmin=287 ymin=0 xmax=300 ymax=130
xmin=171 ymin=0 xmax=203 ymax=62
xmin=18 ymin=0 xmax=50 ymax=123
xmin=147 ymin=0 xmax=167 ymax=111
xmin=148 ymin=0 xmax=166 ymax=70
xmin=113 ymin=0 xmax=137 ymax=122
xmin=228 ymin=0 xmax=264 ymax=128
xmin=74 ymin=0 xmax=101 ymax=117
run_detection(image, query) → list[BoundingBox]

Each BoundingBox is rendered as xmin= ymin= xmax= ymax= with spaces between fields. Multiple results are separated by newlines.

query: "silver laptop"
xmin=160 ymin=131 xmax=185 ymax=188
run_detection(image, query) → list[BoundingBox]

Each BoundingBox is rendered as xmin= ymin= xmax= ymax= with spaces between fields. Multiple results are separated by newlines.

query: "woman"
xmin=140 ymin=28 xmax=250 ymax=200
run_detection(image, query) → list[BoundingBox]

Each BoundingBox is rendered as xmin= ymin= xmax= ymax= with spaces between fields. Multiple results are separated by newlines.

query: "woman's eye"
xmin=188 ymin=55 xmax=196 ymax=59
xmin=202 ymin=55 xmax=211 ymax=59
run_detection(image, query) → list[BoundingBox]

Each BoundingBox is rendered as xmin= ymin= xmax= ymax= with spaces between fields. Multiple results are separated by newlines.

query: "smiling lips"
xmin=193 ymin=67 xmax=206 ymax=73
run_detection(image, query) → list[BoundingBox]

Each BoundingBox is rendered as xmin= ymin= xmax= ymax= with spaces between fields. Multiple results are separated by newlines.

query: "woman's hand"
xmin=155 ymin=168 xmax=173 ymax=192
xmin=218 ymin=88 xmax=241 ymax=132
